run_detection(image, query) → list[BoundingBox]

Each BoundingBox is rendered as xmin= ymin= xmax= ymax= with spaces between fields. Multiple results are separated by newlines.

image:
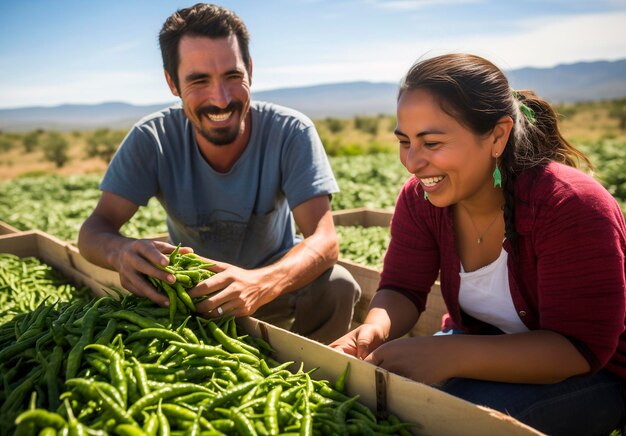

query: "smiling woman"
xmin=330 ymin=53 xmax=626 ymax=436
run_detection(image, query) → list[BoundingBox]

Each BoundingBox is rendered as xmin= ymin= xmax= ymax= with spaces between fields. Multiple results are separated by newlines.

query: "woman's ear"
xmin=491 ymin=115 xmax=514 ymax=156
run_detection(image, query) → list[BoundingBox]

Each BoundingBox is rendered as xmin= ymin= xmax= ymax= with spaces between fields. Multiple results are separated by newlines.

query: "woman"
xmin=330 ymin=53 xmax=626 ymax=435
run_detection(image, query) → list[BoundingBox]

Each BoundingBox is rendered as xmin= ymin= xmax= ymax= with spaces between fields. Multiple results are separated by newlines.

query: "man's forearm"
xmin=78 ymin=215 xmax=133 ymax=272
xmin=262 ymin=231 xmax=338 ymax=296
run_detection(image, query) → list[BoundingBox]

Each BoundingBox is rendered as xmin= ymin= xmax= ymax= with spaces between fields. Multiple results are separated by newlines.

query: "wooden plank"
xmin=65 ymin=242 xmax=122 ymax=289
xmin=332 ymin=207 xmax=393 ymax=227
xmin=0 ymin=220 xmax=20 ymax=235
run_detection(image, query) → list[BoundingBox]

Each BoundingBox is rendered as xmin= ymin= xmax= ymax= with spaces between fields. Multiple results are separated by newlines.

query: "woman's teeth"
xmin=207 ymin=111 xmax=232 ymax=122
xmin=421 ymin=176 xmax=444 ymax=187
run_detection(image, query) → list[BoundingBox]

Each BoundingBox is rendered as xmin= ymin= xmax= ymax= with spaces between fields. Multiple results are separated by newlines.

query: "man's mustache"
xmin=198 ymin=102 xmax=242 ymax=117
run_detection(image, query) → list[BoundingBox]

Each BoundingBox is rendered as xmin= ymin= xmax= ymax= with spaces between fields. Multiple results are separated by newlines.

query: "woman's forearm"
xmin=446 ymin=330 xmax=591 ymax=383
xmin=364 ymin=288 xmax=421 ymax=340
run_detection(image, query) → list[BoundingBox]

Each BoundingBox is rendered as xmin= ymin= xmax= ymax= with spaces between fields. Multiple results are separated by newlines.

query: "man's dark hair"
xmin=159 ymin=3 xmax=251 ymax=91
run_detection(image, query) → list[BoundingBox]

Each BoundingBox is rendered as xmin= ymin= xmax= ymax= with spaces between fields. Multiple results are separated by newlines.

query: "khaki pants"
xmin=252 ymin=264 xmax=361 ymax=344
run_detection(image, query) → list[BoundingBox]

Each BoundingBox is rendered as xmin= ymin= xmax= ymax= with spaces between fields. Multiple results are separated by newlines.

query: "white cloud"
xmin=364 ymin=0 xmax=481 ymax=10
xmin=253 ymin=10 xmax=626 ymax=91
xmin=0 ymin=70 xmax=172 ymax=108
xmin=442 ymin=11 xmax=626 ymax=69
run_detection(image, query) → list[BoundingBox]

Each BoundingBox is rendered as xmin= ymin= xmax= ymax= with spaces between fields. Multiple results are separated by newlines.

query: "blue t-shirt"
xmin=101 ymin=101 xmax=339 ymax=268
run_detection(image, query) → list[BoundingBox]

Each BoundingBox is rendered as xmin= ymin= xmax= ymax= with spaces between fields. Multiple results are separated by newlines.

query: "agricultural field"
xmin=0 ymin=99 xmax=625 ymax=269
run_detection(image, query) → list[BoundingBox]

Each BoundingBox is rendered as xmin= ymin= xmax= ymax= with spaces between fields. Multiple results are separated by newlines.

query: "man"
xmin=78 ymin=3 xmax=360 ymax=344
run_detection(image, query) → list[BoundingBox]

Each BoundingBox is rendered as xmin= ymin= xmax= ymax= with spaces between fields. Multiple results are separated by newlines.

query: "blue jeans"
xmin=439 ymin=368 xmax=625 ymax=435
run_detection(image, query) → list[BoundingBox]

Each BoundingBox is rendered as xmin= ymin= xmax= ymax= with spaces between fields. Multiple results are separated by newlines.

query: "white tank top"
xmin=459 ymin=247 xmax=529 ymax=334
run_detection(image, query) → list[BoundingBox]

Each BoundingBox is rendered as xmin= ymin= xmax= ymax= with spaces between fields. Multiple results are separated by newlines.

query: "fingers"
xmin=196 ymin=256 xmax=228 ymax=274
xmin=356 ymin=340 xmax=372 ymax=360
xmin=147 ymin=240 xmax=179 ymax=267
xmin=119 ymin=272 xmax=170 ymax=306
xmin=329 ymin=331 xmax=367 ymax=358
xmin=363 ymin=349 xmax=381 ymax=365
xmin=331 ymin=325 xmax=380 ymax=360
xmin=117 ymin=240 xmax=179 ymax=306
xmin=195 ymin=293 xmax=237 ymax=318
xmin=187 ymin=275 xmax=229 ymax=299
xmin=329 ymin=341 xmax=359 ymax=357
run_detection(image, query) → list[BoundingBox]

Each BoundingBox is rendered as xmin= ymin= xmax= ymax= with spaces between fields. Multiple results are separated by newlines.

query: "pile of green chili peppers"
xmin=1 ymin=288 xmax=417 ymax=435
xmin=147 ymin=244 xmax=217 ymax=325
xmin=0 ymin=253 xmax=89 ymax=324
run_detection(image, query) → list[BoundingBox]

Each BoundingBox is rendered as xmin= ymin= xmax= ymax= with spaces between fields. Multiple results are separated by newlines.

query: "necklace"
xmin=458 ymin=202 xmax=502 ymax=245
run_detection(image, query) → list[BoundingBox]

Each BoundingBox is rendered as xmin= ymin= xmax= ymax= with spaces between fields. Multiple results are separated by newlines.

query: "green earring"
xmin=424 ymin=191 xmax=429 ymax=200
xmin=493 ymin=156 xmax=502 ymax=188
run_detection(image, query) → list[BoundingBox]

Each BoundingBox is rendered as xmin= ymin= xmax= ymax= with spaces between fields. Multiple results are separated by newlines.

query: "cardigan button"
xmin=519 ymin=310 xmax=527 ymax=317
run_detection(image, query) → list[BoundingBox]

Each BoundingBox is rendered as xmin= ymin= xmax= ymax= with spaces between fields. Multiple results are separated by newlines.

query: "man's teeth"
xmin=421 ymin=176 xmax=444 ymax=187
xmin=207 ymin=111 xmax=232 ymax=122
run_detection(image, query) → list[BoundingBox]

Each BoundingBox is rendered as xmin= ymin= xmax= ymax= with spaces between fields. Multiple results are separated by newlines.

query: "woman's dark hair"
xmin=398 ymin=53 xmax=592 ymax=243
xmin=159 ymin=3 xmax=251 ymax=91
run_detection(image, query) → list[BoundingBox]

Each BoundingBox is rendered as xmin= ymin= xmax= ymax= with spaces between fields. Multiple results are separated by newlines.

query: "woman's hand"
xmin=365 ymin=336 xmax=453 ymax=385
xmin=329 ymin=323 xmax=387 ymax=360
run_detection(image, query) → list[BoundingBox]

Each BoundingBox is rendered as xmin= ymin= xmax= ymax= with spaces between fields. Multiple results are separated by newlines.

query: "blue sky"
xmin=1 ymin=0 xmax=625 ymax=109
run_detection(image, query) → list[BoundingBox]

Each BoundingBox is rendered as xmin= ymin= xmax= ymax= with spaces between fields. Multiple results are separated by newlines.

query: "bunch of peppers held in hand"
xmin=147 ymin=244 xmax=216 ymax=324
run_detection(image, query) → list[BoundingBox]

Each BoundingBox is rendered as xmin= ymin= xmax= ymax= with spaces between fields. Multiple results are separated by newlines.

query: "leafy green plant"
xmin=336 ymin=225 xmax=390 ymax=270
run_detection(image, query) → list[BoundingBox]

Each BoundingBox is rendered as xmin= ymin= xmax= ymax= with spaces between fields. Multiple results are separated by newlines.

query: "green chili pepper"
xmin=128 ymin=383 xmax=214 ymax=418
xmin=124 ymin=328 xmax=186 ymax=344
xmin=264 ymin=385 xmax=282 ymax=436
xmin=14 ymin=409 xmax=67 ymax=429
xmin=335 ymin=363 xmax=350 ymax=394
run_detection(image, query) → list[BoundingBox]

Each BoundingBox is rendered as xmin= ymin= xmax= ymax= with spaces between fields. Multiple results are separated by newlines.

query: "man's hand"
xmin=114 ymin=239 xmax=193 ymax=306
xmin=329 ymin=323 xmax=387 ymax=360
xmin=187 ymin=260 xmax=281 ymax=317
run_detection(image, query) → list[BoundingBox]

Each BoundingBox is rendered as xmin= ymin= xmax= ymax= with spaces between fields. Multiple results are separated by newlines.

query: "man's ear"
xmin=164 ymin=70 xmax=180 ymax=97
xmin=248 ymin=57 xmax=253 ymax=86
xmin=491 ymin=115 xmax=514 ymax=156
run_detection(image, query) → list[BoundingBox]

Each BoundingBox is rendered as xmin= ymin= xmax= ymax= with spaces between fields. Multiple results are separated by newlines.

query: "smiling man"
xmin=78 ymin=3 xmax=361 ymax=344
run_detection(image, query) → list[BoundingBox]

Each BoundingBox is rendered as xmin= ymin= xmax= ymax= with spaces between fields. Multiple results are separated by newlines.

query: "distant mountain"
xmin=253 ymin=81 xmax=399 ymax=119
xmin=1 ymin=58 xmax=624 ymax=131
xmin=0 ymin=102 xmax=172 ymax=132
xmin=506 ymin=59 xmax=626 ymax=102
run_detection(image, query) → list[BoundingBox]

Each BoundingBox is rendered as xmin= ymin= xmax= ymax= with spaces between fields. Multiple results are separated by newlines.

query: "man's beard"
xmin=197 ymin=125 xmax=239 ymax=146
xmin=195 ymin=102 xmax=244 ymax=146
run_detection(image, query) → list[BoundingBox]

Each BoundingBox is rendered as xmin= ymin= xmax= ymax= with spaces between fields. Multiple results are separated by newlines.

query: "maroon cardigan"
xmin=380 ymin=162 xmax=626 ymax=378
